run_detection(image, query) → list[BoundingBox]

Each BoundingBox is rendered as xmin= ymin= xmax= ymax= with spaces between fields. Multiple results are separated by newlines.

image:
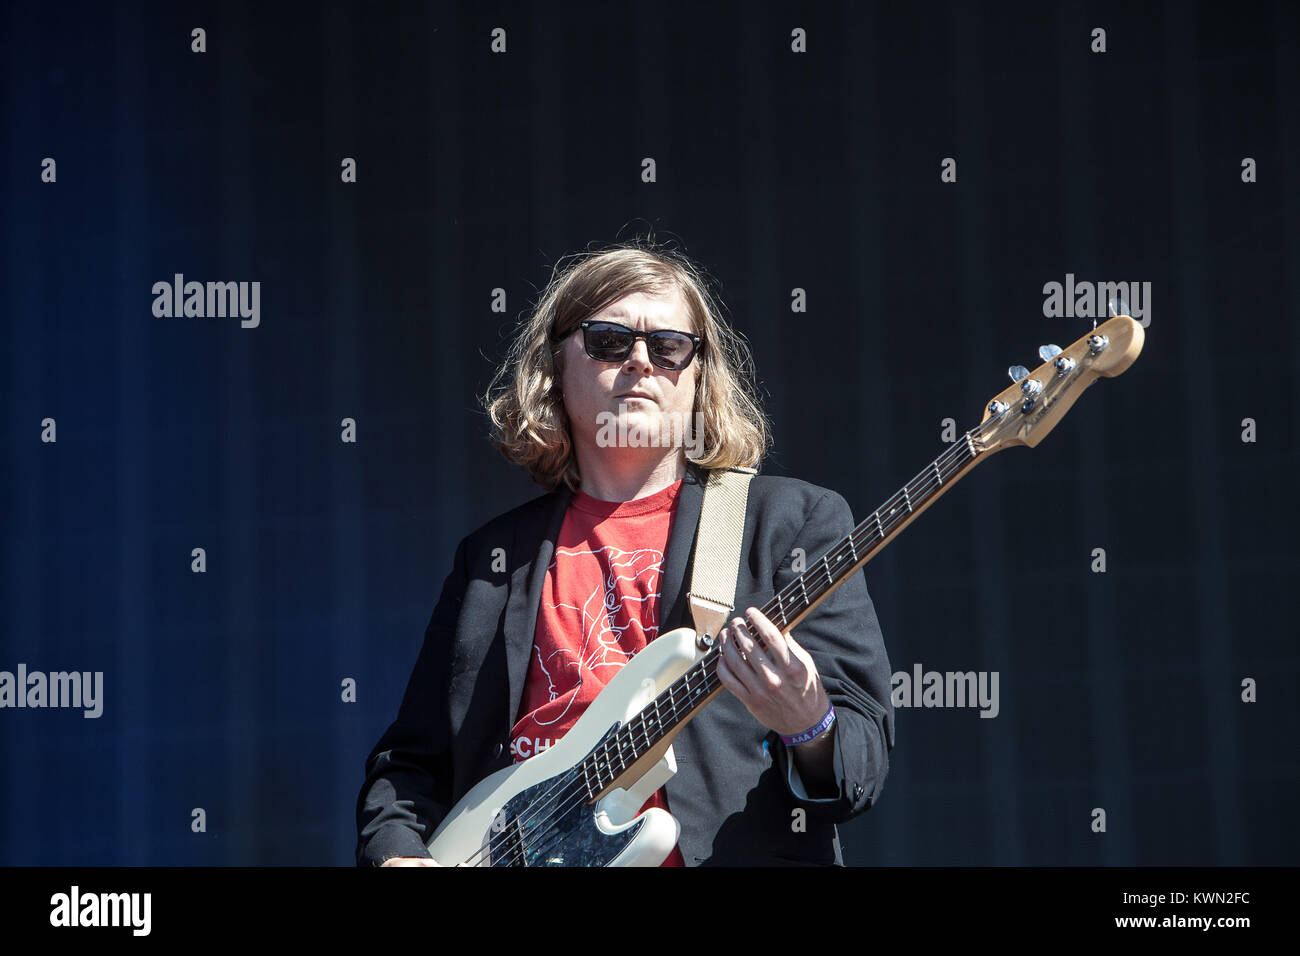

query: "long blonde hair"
xmin=482 ymin=240 xmax=772 ymax=492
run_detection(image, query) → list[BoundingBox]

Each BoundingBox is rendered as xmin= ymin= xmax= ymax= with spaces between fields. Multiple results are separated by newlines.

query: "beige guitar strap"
xmin=687 ymin=465 xmax=757 ymax=639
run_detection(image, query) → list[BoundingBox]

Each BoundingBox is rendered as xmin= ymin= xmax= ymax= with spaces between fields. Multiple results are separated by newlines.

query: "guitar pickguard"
xmin=483 ymin=723 xmax=644 ymax=867
xmin=427 ymin=628 xmax=698 ymax=866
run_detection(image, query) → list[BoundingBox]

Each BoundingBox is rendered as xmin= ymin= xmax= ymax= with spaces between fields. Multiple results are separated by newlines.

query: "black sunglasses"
xmin=577 ymin=320 xmax=701 ymax=371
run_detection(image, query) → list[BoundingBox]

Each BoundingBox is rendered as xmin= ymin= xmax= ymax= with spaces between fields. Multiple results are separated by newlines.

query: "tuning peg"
xmin=1008 ymin=365 xmax=1030 ymax=384
xmin=1038 ymin=344 xmax=1062 ymax=361
xmin=1102 ymin=297 xmax=1130 ymax=331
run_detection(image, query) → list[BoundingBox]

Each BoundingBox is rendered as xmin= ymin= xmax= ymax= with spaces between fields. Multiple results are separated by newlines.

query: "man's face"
xmin=558 ymin=287 xmax=698 ymax=455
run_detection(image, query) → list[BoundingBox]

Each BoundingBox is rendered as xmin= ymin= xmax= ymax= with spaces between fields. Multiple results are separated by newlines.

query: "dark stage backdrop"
xmin=2 ymin=0 xmax=1296 ymax=866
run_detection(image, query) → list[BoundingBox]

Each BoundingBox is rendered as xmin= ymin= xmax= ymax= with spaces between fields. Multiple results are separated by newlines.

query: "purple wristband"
xmin=780 ymin=703 xmax=836 ymax=746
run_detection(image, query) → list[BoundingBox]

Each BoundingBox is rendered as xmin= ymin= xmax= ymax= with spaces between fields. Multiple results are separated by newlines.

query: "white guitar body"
xmin=426 ymin=625 xmax=704 ymax=866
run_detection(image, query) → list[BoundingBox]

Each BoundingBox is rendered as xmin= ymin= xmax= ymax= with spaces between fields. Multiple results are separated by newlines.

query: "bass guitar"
xmin=425 ymin=315 xmax=1145 ymax=866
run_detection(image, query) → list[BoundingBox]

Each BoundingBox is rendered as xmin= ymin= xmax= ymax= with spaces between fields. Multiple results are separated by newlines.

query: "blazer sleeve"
xmin=769 ymin=489 xmax=895 ymax=824
xmin=354 ymin=535 xmax=469 ymax=866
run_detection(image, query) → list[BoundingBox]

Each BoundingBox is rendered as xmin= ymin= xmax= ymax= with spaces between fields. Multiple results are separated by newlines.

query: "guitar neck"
xmin=583 ymin=427 xmax=989 ymax=799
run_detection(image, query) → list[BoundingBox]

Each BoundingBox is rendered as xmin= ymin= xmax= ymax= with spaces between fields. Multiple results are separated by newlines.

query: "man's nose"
xmin=624 ymin=338 xmax=653 ymax=370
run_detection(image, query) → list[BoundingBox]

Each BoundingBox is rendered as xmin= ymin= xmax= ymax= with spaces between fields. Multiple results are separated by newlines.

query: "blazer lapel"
xmin=504 ymin=483 xmax=573 ymax=728
xmin=501 ymin=462 xmax=708 ymax=730
xmin=658 ymin=462 xmax=707 ymax=634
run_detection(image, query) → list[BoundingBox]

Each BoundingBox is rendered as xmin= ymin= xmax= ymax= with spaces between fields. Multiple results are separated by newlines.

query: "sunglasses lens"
xmin=583 ymin=322 xmax=696 ymax=370
xmin=647 ymin=334 xmax=694 ymax=369
xmin=585 ymin=323 xmax=632 ymax=360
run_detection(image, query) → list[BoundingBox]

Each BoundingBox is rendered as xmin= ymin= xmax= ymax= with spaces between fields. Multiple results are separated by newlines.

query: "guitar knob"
xmin=1008 ymin=365 xmax=1030 ymax=384
xmin=1088 ymin=334 xmax=1109 ymax=354
xmin=1038 ymin=344 xmax=1063 ymax=361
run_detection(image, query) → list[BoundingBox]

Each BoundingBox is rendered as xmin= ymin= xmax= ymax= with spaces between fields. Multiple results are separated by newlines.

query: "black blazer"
xmin=355 ymin=462 xmax=895 ymax=866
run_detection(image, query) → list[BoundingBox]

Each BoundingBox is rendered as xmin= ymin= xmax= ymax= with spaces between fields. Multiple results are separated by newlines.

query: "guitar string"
xmin=480 ymin=636 xmax=736 ymax=865
xmin=460 ymin=399 xmax=1044 ymax=864
xmin=486 ymin=650 xmax=728 ymax=865
xmin=463 ymin=419 xmax=992 ymax=867
xmin=459 ymin=418 xmax=994 ymax=867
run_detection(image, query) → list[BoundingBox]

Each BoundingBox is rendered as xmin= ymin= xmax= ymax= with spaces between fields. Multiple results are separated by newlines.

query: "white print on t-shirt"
xmin=529 ymin=545 xmax=664 ymax=729
xmin=509 ymin=736 xmax=556 ymax=760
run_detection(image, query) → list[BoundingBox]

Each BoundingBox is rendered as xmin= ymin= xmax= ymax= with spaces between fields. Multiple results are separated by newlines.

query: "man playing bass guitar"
xmin=355 ymin=242 xmax=895 ymax=866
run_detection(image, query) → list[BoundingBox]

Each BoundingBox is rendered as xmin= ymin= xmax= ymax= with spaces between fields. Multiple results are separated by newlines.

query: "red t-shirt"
xmin=510 ymin=478 xmax=687 ymax=867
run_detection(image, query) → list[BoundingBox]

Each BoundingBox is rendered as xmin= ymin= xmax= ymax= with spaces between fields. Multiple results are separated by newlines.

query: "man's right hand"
xmin=380 ymin=856 xmax=444 ymax=867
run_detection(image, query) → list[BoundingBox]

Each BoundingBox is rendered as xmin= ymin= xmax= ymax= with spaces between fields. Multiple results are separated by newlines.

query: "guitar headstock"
xmin=973 ymin=315 xmax=1145 ymax=454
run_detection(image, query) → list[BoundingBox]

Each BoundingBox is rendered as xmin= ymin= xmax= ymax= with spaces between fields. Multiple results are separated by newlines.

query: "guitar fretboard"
xmin=579 ymin=427 xmax=985 ymax=799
